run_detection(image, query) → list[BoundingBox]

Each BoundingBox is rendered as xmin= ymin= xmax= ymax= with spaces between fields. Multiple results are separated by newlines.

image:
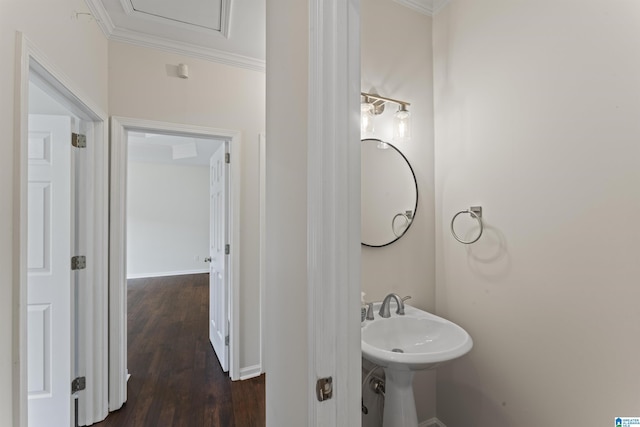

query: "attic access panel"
xmin=128 ymin=0 xmax=227 ymax=32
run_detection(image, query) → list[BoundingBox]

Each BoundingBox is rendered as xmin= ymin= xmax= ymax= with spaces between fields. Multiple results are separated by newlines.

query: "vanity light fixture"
xmin=361 ymin=101 xmax=375 ymax=135
xmin=393 ymin=104 xmax=411 ymax=142
xmin=360 ymin=91 xmax=411 ymax=143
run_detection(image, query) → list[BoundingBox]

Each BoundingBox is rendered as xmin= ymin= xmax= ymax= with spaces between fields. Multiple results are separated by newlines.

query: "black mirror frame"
xmin=361 ymin=138 xmax=419 ymax=248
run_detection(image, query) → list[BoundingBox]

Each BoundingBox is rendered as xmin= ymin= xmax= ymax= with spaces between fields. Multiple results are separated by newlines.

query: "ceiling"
xmin=85 ymin=0 xmax=265 ymax=71
xmin=83 ymin=0 xmax=447 ymax=73
xmin=128 ymin=133 xmax=224 ymax=166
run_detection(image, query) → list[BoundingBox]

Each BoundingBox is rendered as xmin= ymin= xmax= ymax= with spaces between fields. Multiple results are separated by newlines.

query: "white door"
xmin=27 ymin=115 xmax=72 ymax=427
xmin=208 ymin=143 xmax=229 ymax=372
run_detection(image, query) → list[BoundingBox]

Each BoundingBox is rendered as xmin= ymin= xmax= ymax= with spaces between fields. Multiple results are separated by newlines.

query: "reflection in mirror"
xmin=361 ymin=139 xmax=418 ymax=247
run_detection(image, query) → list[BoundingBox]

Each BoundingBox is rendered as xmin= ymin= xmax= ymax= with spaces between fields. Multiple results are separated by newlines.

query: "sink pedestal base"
xmin=382 ymin=368 xmax=418 ymax=427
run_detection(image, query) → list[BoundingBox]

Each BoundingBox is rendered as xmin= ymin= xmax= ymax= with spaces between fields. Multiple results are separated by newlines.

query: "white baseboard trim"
xmin=420 ymin=418 xmax=446 ymax=427
xmin=127 ymin=269 xmax=209 ymax=279
xmin=239 ymin=364 xmax=262 ymax=380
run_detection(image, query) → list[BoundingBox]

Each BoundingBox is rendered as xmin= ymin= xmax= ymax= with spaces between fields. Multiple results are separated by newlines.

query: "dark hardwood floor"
xmin=93 ymin=274 xmax=265 ymax=427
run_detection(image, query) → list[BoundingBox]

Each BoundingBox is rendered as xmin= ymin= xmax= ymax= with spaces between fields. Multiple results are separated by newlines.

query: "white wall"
xmin=109 ymin=41 xmax=265 ymax=371
xmin=127 ymin=162 xmax=209 ymax=278
xmin=0 ymin=0 xmax=108 ymax=423
xmin=433 ymin=1 xmax=640 ymax=425
xmin=264 ymin=0 xmax=309 ymax=425
xmin=361 ymin=0 xmax=437 ymax=424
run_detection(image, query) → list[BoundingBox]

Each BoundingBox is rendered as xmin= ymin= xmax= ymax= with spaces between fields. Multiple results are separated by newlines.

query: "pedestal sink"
xmin=361 ymin=303 xmax=473 ymax=427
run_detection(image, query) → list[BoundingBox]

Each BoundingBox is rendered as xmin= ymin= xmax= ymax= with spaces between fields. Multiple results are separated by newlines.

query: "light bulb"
xmin=361 ymin=102 xmax=375 ymax=136
xmin=393 ymin=106 xmax=411 ymax=142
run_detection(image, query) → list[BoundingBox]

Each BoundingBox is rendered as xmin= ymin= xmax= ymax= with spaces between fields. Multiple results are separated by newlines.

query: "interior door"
xmin=208 ymin=143 xmax=229 ymax=372
xmin=27 ymin=114 xmax=72 ymax=427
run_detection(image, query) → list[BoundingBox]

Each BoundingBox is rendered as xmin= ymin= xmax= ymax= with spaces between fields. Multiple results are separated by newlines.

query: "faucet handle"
xmin=395 ymin=295 xmax=412 ymax=316
xmin=365 ymin=302 xmax=375 ymax=320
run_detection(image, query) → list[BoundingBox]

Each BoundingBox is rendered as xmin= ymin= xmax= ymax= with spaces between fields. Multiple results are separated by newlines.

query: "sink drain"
xmin=391 ymin=348 xmax=404 ymax=353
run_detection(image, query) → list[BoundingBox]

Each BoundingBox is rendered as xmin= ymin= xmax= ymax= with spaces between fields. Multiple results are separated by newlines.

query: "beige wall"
xmin=434 ymin=1 xmax=640 ymax=425
xmin=264 ymin=0 xmax=309 ymax=425
xmin=0 ymin=0 xmax=108 ymax=423
xmin=127 ymin=162 xmax=210 ymax=278
xmin=360 ymin=0 xmax=437 ymax=423
xmin=0 ymin=14 xmax=265 ymax=422
xmin=109 ymin=41 xmax=265 ymax=371
xmin=361 ymin=0 xmax=435 ymax=311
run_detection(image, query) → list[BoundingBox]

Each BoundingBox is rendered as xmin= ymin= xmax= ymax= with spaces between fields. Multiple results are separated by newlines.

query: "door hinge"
xmin=316 ymin=377 xmax=333 ymax=402
xmin=71 ymin=256 xmax=86 ymax=270
xmin=71 ymin=376 xmax=86 ymax=394
xmin=225 ymin=244 xmax=230 ymax=255
xmin=225 ymin=335 xmax=229 ymax=346
xmin=71 ymin=133 xmax=86 ymax=148
xmin=225 ymin=152 xmax=230 ymax=164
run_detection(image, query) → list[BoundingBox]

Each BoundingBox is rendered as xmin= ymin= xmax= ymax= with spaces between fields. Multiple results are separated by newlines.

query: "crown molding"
xmin=85 ymin=0 xmax=117 ymax=35
xmin=83 ymin=0 xmax=264 ymax=72
xmin=119 ymin=0 xmax=135 ymax=16
xmin=109 ymin=27 xmax=265 ymax=72
xmin=392 ymin=0 xmax=450 ymax=16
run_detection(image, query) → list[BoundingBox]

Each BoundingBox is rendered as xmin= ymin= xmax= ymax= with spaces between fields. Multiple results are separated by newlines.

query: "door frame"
xmin=258 ymin=133 xmax=266 ymax=383
xmin=307 ymin=0 xmax=361 ymax=425
xmin=13 ymin=32 xmax=109 ymax=427
xmin=109 ymin=116 xmax=242 ymax=410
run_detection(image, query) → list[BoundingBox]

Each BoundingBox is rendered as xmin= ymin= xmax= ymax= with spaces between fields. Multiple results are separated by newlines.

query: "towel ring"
xmin=450 ymin=206 xmax=483 ymax=244
xmin=392 ymin=210 xmax=413 ymax=237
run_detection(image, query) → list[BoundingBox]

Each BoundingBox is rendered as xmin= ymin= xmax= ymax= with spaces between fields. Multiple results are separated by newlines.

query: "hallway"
xmin=94 ymin=274 xmax=265 ymax=427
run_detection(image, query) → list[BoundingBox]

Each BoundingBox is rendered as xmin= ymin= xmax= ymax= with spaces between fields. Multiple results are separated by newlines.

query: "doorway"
xmin=109 ymin=117 xmax=242 ymax=412
xmin=126 ymin=131 xmax=229 ymax=370
xmin=16 ymin=34 xmax=109 ymax=427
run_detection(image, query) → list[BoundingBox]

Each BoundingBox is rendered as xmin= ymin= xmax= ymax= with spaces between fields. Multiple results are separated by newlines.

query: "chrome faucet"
xmin=378 ymin=293 xmax=411 ymax=318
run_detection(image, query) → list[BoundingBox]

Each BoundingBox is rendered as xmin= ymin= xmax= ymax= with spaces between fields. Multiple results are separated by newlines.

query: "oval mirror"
xmin=361 ymin=139 xmax=418 ymax=247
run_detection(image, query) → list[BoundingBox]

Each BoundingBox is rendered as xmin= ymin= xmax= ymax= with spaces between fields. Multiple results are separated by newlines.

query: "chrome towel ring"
xmin=392 ymin=210 xmax=413 ymax=237
xmin=450 ymin=206 xmax=483 ymax=244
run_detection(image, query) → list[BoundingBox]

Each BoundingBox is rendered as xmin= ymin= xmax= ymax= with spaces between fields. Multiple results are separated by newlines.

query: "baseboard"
xmin=420 ymin=418 xmax=446 ymax=427
xmin=239 ymin=364 xmax=262 ymax=380
xmin=127 ymin=269 xmax=209 ymax=279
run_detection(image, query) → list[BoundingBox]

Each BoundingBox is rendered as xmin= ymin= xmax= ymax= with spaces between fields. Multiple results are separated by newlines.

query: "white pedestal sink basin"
xmin=361 ymin=303 xmax=472 ymax=427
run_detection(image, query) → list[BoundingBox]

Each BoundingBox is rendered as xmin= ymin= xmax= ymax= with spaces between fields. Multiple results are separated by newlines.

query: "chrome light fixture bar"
xmin=361 ymin=91 xmax=411 ymax=113
xmin=361 ymin=91 xmax=412 ymax=142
